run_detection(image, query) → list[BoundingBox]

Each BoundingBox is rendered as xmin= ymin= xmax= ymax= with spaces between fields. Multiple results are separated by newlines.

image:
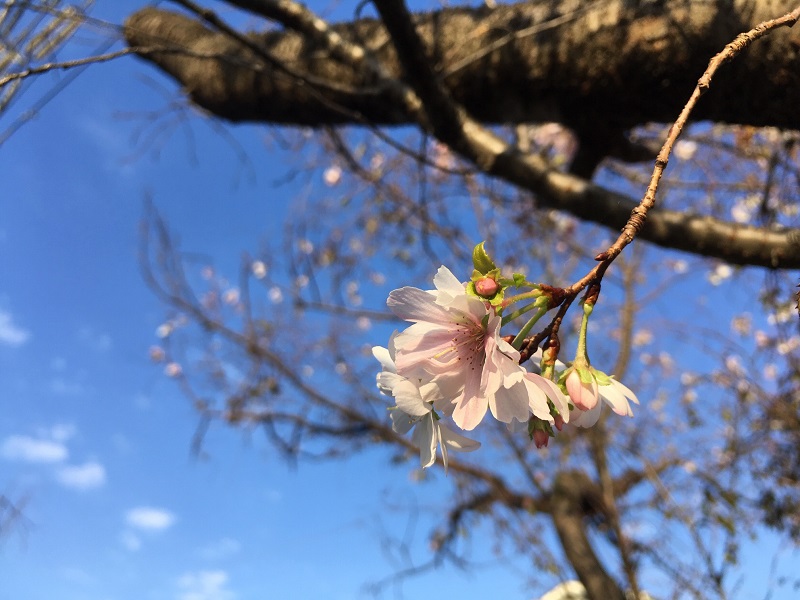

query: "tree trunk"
xmin=551 ymin=470 xmax=627 ymax=600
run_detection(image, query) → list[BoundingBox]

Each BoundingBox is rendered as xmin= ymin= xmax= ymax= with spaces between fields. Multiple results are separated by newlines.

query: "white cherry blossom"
xmin=373 ymin=341 xmax=479 ymax=470
xmin=387 ymin=266 xmax=545 ymax=430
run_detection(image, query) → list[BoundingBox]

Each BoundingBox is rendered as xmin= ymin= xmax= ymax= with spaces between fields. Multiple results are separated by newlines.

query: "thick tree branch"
xmin=125 ymin=0 xmax=800 ymax=129
xmin=123 ymin=2 xmax=800 ymax=269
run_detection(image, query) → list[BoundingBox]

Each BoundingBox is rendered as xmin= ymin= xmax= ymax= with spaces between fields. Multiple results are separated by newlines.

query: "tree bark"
xmin=551 ymin=470 xmax=627 ymax=600
xmin=122 ymin=1 xmax=800 ymax=270
xmin=124 ymin=0 xmax=800 ymax=129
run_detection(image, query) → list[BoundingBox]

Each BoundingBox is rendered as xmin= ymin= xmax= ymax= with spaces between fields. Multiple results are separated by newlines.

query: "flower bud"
xmin=474 ymin=277 xmax=500 ymax=298
xmin=533 ymin=429 xmax=550 ymax=449
xmin=553 ymin=413 xmax=564 ymax=431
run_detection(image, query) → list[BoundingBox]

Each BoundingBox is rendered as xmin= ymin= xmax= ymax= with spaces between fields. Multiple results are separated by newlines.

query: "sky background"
xmin=1 ymin=2 xmax=798 ymax=600
xmin=0 ymin=2 xmax=533 ymax=598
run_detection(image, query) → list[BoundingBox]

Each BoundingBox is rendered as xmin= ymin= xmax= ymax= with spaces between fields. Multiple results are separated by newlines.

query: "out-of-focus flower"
xmin=251 ymin=260 xmax=267 ymax=279
xmin=673 ymin=140 xmax=698 ymax=161
xmin=164 ymin=362 xmax=182 ymax=377
xmin=323 ymin=165 xmax=342 ymax=186
xmin=222 ymin=289 xmax=240 ymax=305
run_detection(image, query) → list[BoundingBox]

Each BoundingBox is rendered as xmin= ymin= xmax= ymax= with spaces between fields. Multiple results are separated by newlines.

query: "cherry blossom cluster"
xmin=373 ymin=243 xmax=638 ymax=470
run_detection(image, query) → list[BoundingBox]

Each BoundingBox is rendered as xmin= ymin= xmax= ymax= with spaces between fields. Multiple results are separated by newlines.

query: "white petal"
xmin=528 ymin=348 xmax=567 ymax=372
xmin=390 ymin=409 xmax=415 ymax=434
xmin=440 ymin=425 xmax=481 ymax=452
xmin=571 ymin=401 xmax=602 ymax=428
xmin=599 ymin=380 xmax=634 ymax=417
xmin=377 ymin=371 xmax=405 ymax=395
xmin=372 ymin=345 xmax=397 ymax=373
xmin=611 ymin=378 xmax=639 ymax=404
xmin=526 ymin=374 xmax=569 ymax=422
xmin=393 ymin=380 xmax=431 ymax=417
xmin=411 ymin=414 xmax=438 ymax=468
xmin=489 ymin=383 xmax=531 ymax=423
xmin=432 ymin=266 xmax=465 ymax=300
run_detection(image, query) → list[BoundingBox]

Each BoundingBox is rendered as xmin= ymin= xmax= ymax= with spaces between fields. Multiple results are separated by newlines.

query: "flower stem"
xmin=503 ymin=289 xmax=541 ymax=308
xmin=511 ymin=307 xmax=546 ymax=349
xmin=575 ymin=302 xmax=591 ymax=362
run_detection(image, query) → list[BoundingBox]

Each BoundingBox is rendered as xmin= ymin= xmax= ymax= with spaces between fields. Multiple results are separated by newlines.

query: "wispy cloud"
xmin=77 ymin=327 xmax=112 ymax=352
xmin=126 ymin=506 xmax=176 ymax=531
xmin=0 ymin=309 xmax=30 ymax=347
xmin=197 ymin=538 xmax=241 ymax=561
xmin=56 ymin=461 xmax=106 ymax=490
xmin=46 ymin=423 xmax=77 ymax=442
xmin=1 ymin=435 xmax=68 ymax=463
xmin=120 ymin=530 xmax=142 ymax=552
xmin=49 ymin=378 xmax=87 ymax=396
xmin=177 ymin=570 xmax=235 ymax=600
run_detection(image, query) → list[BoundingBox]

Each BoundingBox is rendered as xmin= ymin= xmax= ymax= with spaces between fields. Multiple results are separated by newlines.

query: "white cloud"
xmin=198 ymin=538 xmax=241 ymax=560
xmin=120 ymin=530 xmax=142 ymax=552
xmin=177 ymin=570 xmax=235 ymax=600
xmin=47 ymin=423 xmax=77 ymax=442
xmin=1 ymin=435 xmax=68 ymax=463
xmin=57 ymin=461 xmax=106 ymax=490
xmin=126 ymin=506 xmax=176 ymax=531
xmin=0 ymin=309 xmax=30 ymax=347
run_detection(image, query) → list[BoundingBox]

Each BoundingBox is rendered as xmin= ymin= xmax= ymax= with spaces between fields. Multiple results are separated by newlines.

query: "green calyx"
xmin=591 ymin=368 xmax=612 ymax=386
xmin=469 ymin=242 xmax=536 ymax=307
xmin=528 ymin=417 xmax=554 ymax=438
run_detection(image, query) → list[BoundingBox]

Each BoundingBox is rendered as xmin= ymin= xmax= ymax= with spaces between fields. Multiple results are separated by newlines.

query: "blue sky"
xmin=0 ymin=2 xmax=538 ymax=598
xmin=2 ymin=2 xmax=800 ymax=599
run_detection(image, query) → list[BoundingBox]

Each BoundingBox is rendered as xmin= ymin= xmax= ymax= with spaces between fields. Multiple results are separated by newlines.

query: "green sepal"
xmin=577 ymin=366 xmax=595 ymax=384
xmin=592 ymin=368 xmax=612 ymax=386
xmin=528 ymin=417 xmax=554 ymax=439
xmin=472 ymin=242 xmax=497 ymax=275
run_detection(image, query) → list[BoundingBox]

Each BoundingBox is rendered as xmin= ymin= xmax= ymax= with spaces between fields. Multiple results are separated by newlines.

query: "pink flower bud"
xmin=554 ymin=414 xmax=564 ymax=431
xmin=533 ymin=429 xmax=550 ymax=449
xmin=566 ymin=369 xmax=599 ymax=411
xmin=474 ymin=277 xmax=499 ymax=297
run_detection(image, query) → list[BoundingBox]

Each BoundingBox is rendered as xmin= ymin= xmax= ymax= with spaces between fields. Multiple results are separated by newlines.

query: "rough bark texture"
xmin=124 ymin=0 xmax=800 ymax=129
xmin=122 ymin=0 xmax=800 ymax=270
xmin=551 ymin=470 xmax=627 ymax=600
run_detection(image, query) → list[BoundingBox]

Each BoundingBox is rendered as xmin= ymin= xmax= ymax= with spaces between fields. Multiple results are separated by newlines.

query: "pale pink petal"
xmin=452 ymin=394 xmax=489 ymax=431
xmin=566 ymin=369 xmax=599 ymax=411
xmin=387 ymin=287 xmax=454 ymax=324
